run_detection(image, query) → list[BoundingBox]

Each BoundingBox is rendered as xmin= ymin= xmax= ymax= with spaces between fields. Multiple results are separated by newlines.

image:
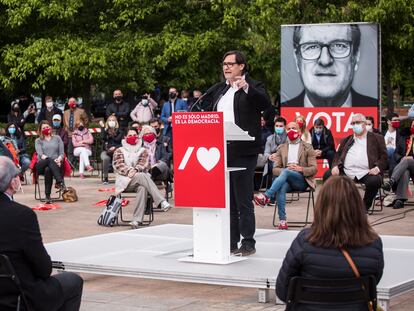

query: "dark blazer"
xmin=309 ymin=126 xmax=335 ymax=154
xmin=202 ymin=75 xmax=271 ymax=156
xmin=276 ymin=229 xmax=384 ymax=311
xmin=282 ymin=88 xmax=378 ymax=107
xmin=37 ymin=107 xmax=63 ymax=124
xmin=0 ymin=193 xmax=63 ymax=311
xmin=101 ymin=128 xmax=123 ymax=151
xmin=106 ymin=101 xmax=130 ymax=128
xmin=333 ymin=131 xmax=388 ymax=172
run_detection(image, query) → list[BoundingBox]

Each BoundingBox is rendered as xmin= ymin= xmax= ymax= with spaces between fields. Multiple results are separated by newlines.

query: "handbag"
xmin=341 ymin=248 xmax=383 ymax=311
xmin=62 ymin=186 xmax=78 ymax=202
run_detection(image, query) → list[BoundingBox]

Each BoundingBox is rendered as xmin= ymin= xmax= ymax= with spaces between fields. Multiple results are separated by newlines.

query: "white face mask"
xmin=141 ymin=99 xmax=149 ymax=106
xmin=108 ymin=121 xmax=116 ymax=128
xmin=46 ymin=101 xmax=53 ymax=108
xmin=366 ymin=125 xmax=373 ymax=132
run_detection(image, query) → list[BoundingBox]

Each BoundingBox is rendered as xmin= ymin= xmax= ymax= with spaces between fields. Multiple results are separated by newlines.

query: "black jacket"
xmin=37 ymin=107 xmax=63 ymax=124
xmin=106 ymin=101 xmax=130 ymax=128
xmin=309 ymin=126 xmax=335 ymax=154
xmin=0 ymin=193 xmax=63 ymax=311
xmin=101 ymin=128 xmax=123 ymax=151
xmin=276 ymin=229 xmax=384 ymax=311
xmin=282 ymin=88 xmax=378 ymax=107
xmin=201 ymin=75 xmax=271 ymax=156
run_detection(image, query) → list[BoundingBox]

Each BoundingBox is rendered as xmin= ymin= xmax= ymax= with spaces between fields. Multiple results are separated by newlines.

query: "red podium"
xmin=172 ymin=112 xmax=254 ymax=264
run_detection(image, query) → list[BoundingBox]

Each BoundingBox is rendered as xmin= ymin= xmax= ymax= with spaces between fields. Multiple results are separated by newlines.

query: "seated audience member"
xmin=295 ymin=115 xmax=311 ymax=144
xmin=383 ymin=119 xmax=414 ymax=209
xmin=0 ymin=140 xmax=14 ymax=160
xmin=0 ymin=156 xmax=83 ymax=311
xmin=323 ymin=114 xmax=387 ymax=211
xmin=309 ymin=118 xmax=335 ymax=168
xmin=5 ymin=122 xmax=31 ymax=173
xmin=130 ymin=93 xmax=157 ymax=124
xmin=254 ymin=121 xmax=317 ymax=229
xmin=72 ymin=121 xmax=94 ymax=178
xmin=256 ymin=115 xmax=274 ymax=175
xmin=140 ymin=125 xmax=171 ymax=182
xmin=35 ymin=121 xmax=66 ymax=203
xmin=52 ymin=114 xmax=69 ymax=151
xmin=7 ymin=100 xmax=36 ymax=130
xmin=113 ymin=128 xmax=172 ymax=229
xmin=99 ymin=115 xmax=123 ymax=184
xmin=149 ymin=117 xmax=172 ymax=155
xmin=383 ymin=112 xmax=403 ymax=176
xmin=365 ymin=116 xmax=380 ymax=133
xmin=276 ymin=175 xmax=384 ymax=310
xmin=130 ymin=121 xmax=142 ymax=133
xmin=37 ymin=96 xmax=63 ymax=124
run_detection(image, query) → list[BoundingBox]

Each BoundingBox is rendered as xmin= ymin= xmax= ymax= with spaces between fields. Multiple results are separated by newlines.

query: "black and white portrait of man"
xmin=281 ymin=23 xmax=379 ymax=107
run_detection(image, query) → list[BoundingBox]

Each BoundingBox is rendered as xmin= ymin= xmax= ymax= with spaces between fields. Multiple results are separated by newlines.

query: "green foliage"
xmin=0 ymin=0 xmax=414 ymax=105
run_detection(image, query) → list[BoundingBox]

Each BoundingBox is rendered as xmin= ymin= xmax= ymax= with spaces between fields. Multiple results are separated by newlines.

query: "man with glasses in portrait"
xmin=200 ymin=50 xmax=271 ymax=256
xmin=283 ymin=24 xmax=377 ymax=107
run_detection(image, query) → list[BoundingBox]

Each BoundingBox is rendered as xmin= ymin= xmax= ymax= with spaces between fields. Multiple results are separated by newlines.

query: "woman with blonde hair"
xmin=99 ymin=115 xmax=123 ymax=184
xmin=34 ymin=120 xmax=65 ymax=203
xmin=295 ymin=115 xmax=311 ymax=144
xmin=276 ymin=175 xmax=384 ymax=310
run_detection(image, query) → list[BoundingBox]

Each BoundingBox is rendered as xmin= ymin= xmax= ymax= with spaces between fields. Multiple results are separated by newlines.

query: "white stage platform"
xmin=46 ymin=224 xmax=414 ymax=310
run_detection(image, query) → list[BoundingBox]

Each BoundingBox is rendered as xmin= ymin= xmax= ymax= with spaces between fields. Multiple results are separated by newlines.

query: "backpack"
xmin=97 ymin=195 xmax=122 ymax=227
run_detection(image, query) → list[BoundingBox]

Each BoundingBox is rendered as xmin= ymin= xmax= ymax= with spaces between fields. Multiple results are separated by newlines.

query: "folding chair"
xmin=0 ymin=254 xmax=31 ymax=311
xmin=272 ymin=188 xmax=315 ymax=228
xmin=116 ymin=192 xmax=154 ymax=226
xmin=285 ymin=275 xmax=377 ymax=311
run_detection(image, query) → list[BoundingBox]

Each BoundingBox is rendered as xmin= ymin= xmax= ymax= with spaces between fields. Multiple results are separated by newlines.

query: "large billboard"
xmin=281 ymin=22 xmax=380 ymax=144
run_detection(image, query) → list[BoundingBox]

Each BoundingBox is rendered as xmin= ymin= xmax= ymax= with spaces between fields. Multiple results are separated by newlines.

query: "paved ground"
xmin=16 ymin=173 xmax=414 ymax=310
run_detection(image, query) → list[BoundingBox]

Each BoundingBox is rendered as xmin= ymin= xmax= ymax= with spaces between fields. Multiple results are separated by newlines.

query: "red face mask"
xmin=391 ymin=120 xmax=400 ymax=129
xmin=410 ymin=127 xmax=414 ymax=135
xmin=142 ymin=133 xmax=156 ymax=143
xmin=68 ymin=102 xmax=76 ymax=109
xmin=297 ymin=120 xmax=304 ymax=128
xmin=42 ymin=128 xmax=51 ymax=136
xmin=287 ymin=129 xmax=299 ymax=141
xmin=126 ymin=136 xmax=138 ymax=145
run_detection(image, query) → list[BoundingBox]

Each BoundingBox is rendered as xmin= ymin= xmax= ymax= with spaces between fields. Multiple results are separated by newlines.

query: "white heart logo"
xmin=196 ymin=147 xmax=220 ymax=171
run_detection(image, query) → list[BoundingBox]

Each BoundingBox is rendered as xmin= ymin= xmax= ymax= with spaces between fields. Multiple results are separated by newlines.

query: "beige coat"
xmin=63 ymin=108 xmax=89 ymax=136
xmin=272 ymin=141 xmax=317 ymax=190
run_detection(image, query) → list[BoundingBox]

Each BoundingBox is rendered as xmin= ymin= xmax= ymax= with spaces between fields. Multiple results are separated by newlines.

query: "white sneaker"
xmin=129 ymin=221 xmax=141 ymax=229
xmin=160 ymin=201 xmax=172 ymax=212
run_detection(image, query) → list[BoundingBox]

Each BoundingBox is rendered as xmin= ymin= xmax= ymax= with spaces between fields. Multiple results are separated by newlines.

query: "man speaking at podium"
xmin=202 ymin=50 xmax=271 ymax=256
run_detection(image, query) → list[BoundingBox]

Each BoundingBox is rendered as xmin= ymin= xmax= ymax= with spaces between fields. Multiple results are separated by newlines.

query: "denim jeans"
xmin=265 ymin=169 xmax=308 ymax=220
xmin=387 ymin=147 xmax=396 ymax=175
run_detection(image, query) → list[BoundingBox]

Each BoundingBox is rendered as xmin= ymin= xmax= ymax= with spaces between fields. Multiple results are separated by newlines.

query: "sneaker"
xmin=79 ymin=174 xmax=85 ymax=179
xmin=393 ymin=199 xmax=404 ymax=209
xmin=129 ymin=221 xmax=142 ymax=229
xmin=45 ymin=195 xmax=52 ymax=204
xmin=86 ymin=165 xmax=94 ymax=172
xmin=267 ymin=200 xmax=276 ymax=207
xmin=254 ymin=193 xmax=270 ymax=207
xmin=160 ymin=200 xmax=172 ymax=212
xmin=382 ymin=179 xmax=395 ymax=191
xmin=277 ymin=220 xmax=289 ymax=230
xmin=233 ymin=244 xmax=256 ymax=257
xmin=103 ymin=177 xmax=109 ymax=185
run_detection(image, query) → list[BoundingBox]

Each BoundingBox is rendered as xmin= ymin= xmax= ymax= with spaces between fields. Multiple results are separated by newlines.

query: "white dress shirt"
xmin=287 ymin=142 xmax=300 ymax=164
xmin=217 ymin=76 xmax=248 ymax=123
xmin=344 ymin=134 xmax=369 ymax=179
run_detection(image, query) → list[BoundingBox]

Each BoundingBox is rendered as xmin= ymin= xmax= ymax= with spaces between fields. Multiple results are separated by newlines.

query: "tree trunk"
xmin=386 ymin=76 xmax=393 ymax=113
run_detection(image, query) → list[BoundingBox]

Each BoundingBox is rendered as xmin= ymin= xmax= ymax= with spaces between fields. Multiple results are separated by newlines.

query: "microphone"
xmin=212 ymin=84 xmax=230 ymax=112
xmin=190 ymin=84 xmax=222 ymax=112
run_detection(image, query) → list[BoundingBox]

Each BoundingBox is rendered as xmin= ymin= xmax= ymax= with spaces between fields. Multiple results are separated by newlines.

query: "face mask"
xmin=142 ymin=99 xmax=149 ymax=106
xmin=297 ymin=120 xmax=304 ymax=128
xmin=108 ymin=121 xmax=116 ymax=128
xmin=126 ymin=136 xmax=138 ymax=145
xmin=314 ymin=128 xmax=322 ymax=135
xmin=78 ymin=126 xmax=84 ymax=131
xmin=42 ymin=128 xmax=51 ymax=136
xmin=352 ymin=124 xmax=364 ymax=135
xmin=68 ymin=102 xmax=76 ymax=109
xmin=410 ymin=127 xmax=414 ymax=135
xmin=366 ymin=125 xmax=373 ymax=132
xmin=8 ymin=128 xmax=16 ymax=135
xmin=154 ymin=128 xmax=161 ymax=135
xmin=287 ymin=129 xmax=299 ymax=141
xmin=274 ymin=127 xmax=284 ymax=135
xmin=391 ymin=120 xmax=400 ymax=129
xmin=169 ymin=92 xmax=177 ymax=99
xmin=114 ymin=96 xmax=122 ymax=102
xmin=53 ymin=121 xmax=61 ymax=128
xmin=46 ymin=101 xmax=53 ymax=108
xmin=142 ymin=133 xmax=156 ymax=143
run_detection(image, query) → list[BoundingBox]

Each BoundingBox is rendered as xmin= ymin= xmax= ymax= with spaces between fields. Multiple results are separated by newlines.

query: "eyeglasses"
xmin=297 ymin=40 xmax=352 ymax=60
xmin=222 ymin=62 xmax=238 ymax=68
xmin=350 ymin=121 xmax=364 ymax=125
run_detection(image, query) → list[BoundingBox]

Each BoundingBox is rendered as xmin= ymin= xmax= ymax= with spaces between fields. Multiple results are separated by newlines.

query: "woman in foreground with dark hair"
xmin=276 ymin=175 xmax=384 ymax=310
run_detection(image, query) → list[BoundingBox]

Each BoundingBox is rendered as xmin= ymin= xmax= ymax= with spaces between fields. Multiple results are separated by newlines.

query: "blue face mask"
xmin=352 ymin=124 xmax=364 ymax=135
xmin=275 ymin=127 xmax=284 ymax=135
xmin=53 ymin=121 xmax=61 ymax=128
xmin=8 ymin=127 xmax=16 ymax=135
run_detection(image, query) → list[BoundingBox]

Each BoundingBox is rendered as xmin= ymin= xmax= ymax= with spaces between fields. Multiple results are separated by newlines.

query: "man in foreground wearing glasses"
xmin=201 ymin=50 xmax=270 ymax=256
xmin=283 ymin=24 xmax=377 ymax=107
xmin=323 ymin=114 xmax=387 ymax=211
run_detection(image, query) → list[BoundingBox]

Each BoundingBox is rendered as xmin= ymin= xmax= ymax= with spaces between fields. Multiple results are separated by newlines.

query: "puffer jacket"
xmin=276 ymin=228 xmax=384 ymax=311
